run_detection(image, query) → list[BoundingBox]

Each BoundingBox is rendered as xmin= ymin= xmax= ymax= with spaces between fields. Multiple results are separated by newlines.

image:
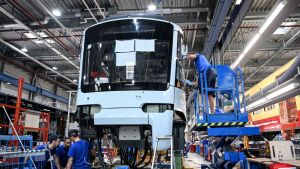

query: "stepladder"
xmin=151 ymin=135 xmax=175 ymax=169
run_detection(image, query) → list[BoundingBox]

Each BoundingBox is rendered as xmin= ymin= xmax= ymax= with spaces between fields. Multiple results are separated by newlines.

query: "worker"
xmin=66 ymin=129 xmax=91 ymax=169
xmin=186 ymin=52 xmax=217 ymax=113
xmin=35 ymin=134 xmax=61 ymax=169
xmin=56 ymin=137 xmax=71 ymax=168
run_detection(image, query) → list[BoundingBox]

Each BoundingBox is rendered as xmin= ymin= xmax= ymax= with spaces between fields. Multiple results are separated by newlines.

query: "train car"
xmin=247 ymin=57 xmax=300 ymax=137
xmin=249 ymin=96 xmax=300 ymax=133
xmin=75 ymin=15 xmax=187 ymax=159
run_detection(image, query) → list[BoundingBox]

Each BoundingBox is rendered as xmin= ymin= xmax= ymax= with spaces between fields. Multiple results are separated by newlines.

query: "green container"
xmin=174 ymin=150 xmax=183 ymax=169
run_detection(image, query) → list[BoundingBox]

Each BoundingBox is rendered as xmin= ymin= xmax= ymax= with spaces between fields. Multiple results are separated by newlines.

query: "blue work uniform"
xmin=56 ymin=144 xmax=69 ymax=168
xmin=68 ymin=140 xmax=91 ymax=169
xmin=195 ymin=53 xmax=217 ymax=95
xmin=195 ymin=53 xmax=210 ymax=73
xmin=34 ymin=144 xmax=56 ymax=169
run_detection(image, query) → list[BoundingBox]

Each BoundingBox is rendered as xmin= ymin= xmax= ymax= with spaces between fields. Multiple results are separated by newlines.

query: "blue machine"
xmin=0 ymin=135 xmax=33 ymax=169
xmin=193 ymin=65 xmax=260 ymax=169
xmin=195 ymin=65 xmax=248 ymax=126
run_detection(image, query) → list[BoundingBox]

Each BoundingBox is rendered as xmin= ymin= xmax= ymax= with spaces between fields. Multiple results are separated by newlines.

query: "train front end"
xmin=77 ymin=16 xmax=186 ymax=152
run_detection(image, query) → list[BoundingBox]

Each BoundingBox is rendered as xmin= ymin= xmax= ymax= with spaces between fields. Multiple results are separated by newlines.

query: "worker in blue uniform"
xmin=66 ymin=129 xmax=91 ymax=169
xmin=186 ymin=52 xmax=217 ymax=113
xmin=34 ymin=134 xmax=61 ymax=169
xmin=56 ymin=137 xmax=71 ymax=168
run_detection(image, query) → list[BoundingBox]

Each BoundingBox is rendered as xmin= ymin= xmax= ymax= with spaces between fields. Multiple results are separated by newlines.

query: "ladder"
xmin=151 ymin=135 xmax=175 ymax=169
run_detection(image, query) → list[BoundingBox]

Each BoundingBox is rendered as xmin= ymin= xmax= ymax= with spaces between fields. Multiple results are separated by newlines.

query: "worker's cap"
xmin=48 ymin=134 xmax=59 ymax=143
xmin=68 ymin=129 xmax=79 ymax=137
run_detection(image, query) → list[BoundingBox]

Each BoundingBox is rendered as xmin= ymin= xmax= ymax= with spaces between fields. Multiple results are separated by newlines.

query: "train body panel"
xmin=76 ymin=16 xmax=186 ymax=151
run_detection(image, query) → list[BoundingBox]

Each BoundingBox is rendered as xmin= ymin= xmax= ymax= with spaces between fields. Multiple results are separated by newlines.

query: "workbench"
xmin=245 ymin=158 xmax=300 ymax=169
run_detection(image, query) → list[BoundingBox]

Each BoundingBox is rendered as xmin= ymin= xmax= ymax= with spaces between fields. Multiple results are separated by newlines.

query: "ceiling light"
xmin=37 ymin=32 xmax=48 ymax=37
xmin=33 ymin=40 xmax=43 ymax=44
xmin=52 ymin=66 xmax=58 ymax=70
xmin=259 ymin=1 xmax=286 ymax=34
xmin=266 ymin=83 xmax=298 ymax=100
xmin=235 ymin=0 xmax=242 ymax=5
xmin=24 ymin=32 xmax=36 ymax=39
xmin=230 ymin=1 xmax=287 ymax=69
xmin=6 ymin=82 xmax=11 ymax=85
xmin=21 ymin=47 xmax=28 ymax=52
xmin=148 ymin=4 xmax=157 ymax=11
xmin=73 ymin=79 xmax=77 ymax=82
xmin=273 ymin=22 xmax=297 ymax=35
xmin=248 ymin=98 xmax=267 ymax=109
xmin=52 ymin=9 xmax=61 ymax=16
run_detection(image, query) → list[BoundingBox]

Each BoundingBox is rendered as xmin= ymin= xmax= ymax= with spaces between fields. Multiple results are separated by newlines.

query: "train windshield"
xmin=81 ymin=19 xmax=173 ymax=92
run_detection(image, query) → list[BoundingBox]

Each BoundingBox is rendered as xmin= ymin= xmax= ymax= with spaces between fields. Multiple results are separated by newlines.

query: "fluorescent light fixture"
xmin=273 ymin=22 xmax=296 ymax=35
xmin=243 ymin=34 xmax=260 ymax=54
xmin=6 ymin=82 xmax=11 ymax=85
xmin=46 ymin=39 xmax=55 ymax=43
xmin=37 ymin=32 xmax=48 ymax=37
xmin=52 ymin=9 xmax=61 ymax=16
xmin=235 ymin=0 xmax=242 ymax=5
xmin=148 ymin=4 xmax=157 ymax=11
xmin=231 ymin=1 xmax=287 ymax=69
xmin=33 ymin=40 xmax=43 ymax=44
xmin=259 ymin=1 xmax=286 ymax=34
xmin=231 ymin=53 xmax=245 ymax=69
xmin=248 ymin=98 xmax=267 ymax=108
xmin=266 ymin=83 xmax=298 ymax=100
xmin=21 ymin=47 xmax=28 ymax=52
xmin=24 ymin=32 xmax=36 ymax=38
xmin=73 ymin=79 xmax=77 ymax=82
xmin=52 ymin=66 xmax=58 ymax=70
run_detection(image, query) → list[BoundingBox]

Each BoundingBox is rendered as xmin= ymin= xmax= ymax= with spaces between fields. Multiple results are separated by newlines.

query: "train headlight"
xmin=77 ymin=105 xmax=101 ymax=115
xmin=90 ymin=105 xmax=101 ymax=114
xmin=142 ymin=104 xmax=173 ymax=113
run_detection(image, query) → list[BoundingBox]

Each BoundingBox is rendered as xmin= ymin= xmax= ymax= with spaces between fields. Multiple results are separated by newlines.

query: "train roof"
xmin=100 ymin=14 xmax=167 ymax=22
xmin=85 ymin=14 xmax=183 ymax=34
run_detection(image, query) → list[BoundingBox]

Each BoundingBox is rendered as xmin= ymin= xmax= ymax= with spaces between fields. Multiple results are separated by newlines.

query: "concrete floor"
xmin=183 ymin=152 xmax=211 ymax=169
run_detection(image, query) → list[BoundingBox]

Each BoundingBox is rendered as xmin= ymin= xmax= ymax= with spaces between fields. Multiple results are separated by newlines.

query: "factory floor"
xmin=183 ymin=152 xmax=211 ymax=169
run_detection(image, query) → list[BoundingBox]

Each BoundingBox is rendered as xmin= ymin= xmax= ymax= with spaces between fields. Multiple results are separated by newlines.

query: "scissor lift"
xmin=193 ymin=65 xmax=260 ymax=169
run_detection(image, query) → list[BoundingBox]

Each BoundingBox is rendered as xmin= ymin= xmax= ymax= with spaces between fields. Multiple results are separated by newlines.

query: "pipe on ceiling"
xmin=0 ymin=39 xmax=76 ymax=85
xmin=82 ymin=0 xmax=98 ymax=23
xmin=35 ymin=0 xmax=81 ymax=45
xmin=203 ymin=0 xmax=233 ymax=57
xmin=8 ymin=0 xmax=78 ymax=55
xmin=0 ymin=6 xmax=79 ymax=70
xmin=92 ymin=0 xmax=105 ymax=18
xmin=245 ymin=29 xmax=300 ymax=81
xmin=0 ymin=53 xmax=72 ymax=90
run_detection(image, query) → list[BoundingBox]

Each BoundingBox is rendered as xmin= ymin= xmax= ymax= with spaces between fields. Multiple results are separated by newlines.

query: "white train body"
xmin=76 ymin=16 xmax=186 ymax=150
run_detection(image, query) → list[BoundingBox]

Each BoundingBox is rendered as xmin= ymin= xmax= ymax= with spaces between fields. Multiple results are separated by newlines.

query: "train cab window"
xmin=81 ymin=19 xmax=174 ymax=92
xmin=176 ymin=32 xmax=184 ymax=88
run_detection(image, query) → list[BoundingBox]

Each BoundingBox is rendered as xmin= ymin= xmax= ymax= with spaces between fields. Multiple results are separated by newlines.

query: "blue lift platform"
xmin=193 ymin=65 xmax=260 ymax=169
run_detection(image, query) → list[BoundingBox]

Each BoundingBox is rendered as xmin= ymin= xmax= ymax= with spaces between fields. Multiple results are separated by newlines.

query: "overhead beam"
xmin=115 ymin=7 xmax=210 ymax=15
xmin=0 ymin=53 xmax=73 ymax=90
xmin=245 ymin=29 xmax=300 ymax=82
xmin=0 ymin=39 xmax=77 ymax=85
xmin=203 ymin=0 xmax=233 ymax=57
xmin=219 ymin=0 xmax=254 ymax=58
xmin=0 ymin=6 xmax=79 ymax=69
xmin=3 ymin=15 xmax=209 ymax=32
xmin=246 ymin=59 xmax=292 ymax=67
xmin=231 ymin=0 xmax=299 ymax=69
xmin=226 ymin=41 xmax=284 ymax=52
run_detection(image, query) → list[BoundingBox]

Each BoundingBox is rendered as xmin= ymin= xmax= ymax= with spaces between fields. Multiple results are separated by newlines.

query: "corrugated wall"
xmin=0 ymin=62 xmax=69 ymax=111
